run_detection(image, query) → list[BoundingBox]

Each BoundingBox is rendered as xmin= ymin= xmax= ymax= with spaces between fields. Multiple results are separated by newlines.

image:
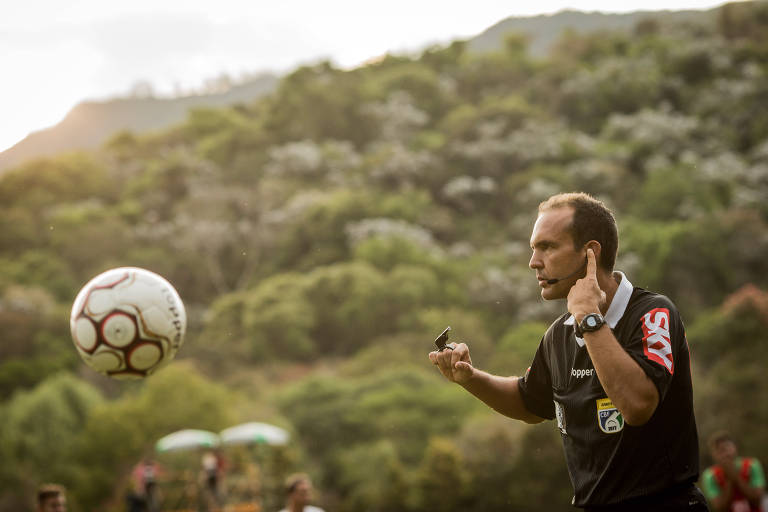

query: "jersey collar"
xmin=564 ymin=271 xmax=633 ymax=347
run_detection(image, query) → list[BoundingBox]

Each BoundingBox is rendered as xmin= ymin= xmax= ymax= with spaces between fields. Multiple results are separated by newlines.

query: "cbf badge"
xmin=596 ymin=398 xmax=624 ymax=434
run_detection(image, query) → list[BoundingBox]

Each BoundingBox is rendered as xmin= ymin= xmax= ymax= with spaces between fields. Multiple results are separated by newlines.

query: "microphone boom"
xmin=545 ymin=257 xmax=588 ymax=285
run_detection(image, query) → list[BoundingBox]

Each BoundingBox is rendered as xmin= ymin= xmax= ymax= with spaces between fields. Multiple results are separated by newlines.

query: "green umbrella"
xmin=155 ymin=429 xmax=221 ymax=453
xmin=219 ymin=422 xmax=289 ymax=446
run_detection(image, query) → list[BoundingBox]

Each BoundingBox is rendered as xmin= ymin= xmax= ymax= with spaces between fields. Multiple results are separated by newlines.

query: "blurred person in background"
xmin=201 ymin=449 xmax=228 ymax=510
xmin=37 ymin=484 xmax=66 ymax=512
xmin=702 ymin=431 xmax=765 ymax=512
xmin=128 ymin=457 xmax=165 ymax=512
xmin=278 ymin=473 xmax=325 ymax=512
xmin=430 ymin=192 xmax=708 ymax=510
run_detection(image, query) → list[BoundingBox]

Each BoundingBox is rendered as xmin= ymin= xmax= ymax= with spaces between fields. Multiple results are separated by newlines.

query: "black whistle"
xmin=434 ymin=326 xmax=452 ymax=351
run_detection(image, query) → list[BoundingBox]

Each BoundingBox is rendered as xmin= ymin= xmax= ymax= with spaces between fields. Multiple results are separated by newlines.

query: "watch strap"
xmin=574 ymin=313 xmax=605 ymax=337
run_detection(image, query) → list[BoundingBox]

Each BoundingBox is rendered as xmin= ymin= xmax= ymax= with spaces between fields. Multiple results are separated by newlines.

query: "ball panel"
xmin=86 ymin=288 xmax=118 ymax=317
xmin=70 ymin=288 xmax=90 ymax=330
xmin=125 ymin=280 xmax=186 ymax=347
xmin=128 ymin=343 xmax=163 ymax=370
xmin=73 ymin=317 xmax=98 ymax=351
xmin=101 ymin=312 xmax=138 ymax=348
xmin=139 ymin=306 xmax=178 ymax=341
xmin=88 ymin=348 xmax=124 ymax=372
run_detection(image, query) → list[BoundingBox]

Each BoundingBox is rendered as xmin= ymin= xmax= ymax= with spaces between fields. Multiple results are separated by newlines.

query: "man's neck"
xmin=597 ymin=271 xmax=621 ymax=315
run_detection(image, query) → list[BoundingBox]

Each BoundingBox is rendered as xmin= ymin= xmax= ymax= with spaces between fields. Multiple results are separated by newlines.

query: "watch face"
xmin=580 ymin=314 xmax=604 ymax=332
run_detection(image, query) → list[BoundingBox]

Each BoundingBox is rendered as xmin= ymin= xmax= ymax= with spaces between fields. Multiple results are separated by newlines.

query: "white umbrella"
xmin=155 ymin=429 xmax=221 ymax=453
xmin=219 ymin=422 xmax=290 ymax=446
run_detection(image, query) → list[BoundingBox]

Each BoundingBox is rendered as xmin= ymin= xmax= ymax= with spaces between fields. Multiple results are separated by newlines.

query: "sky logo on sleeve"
xmin=641 ymin=308 xmax=674 ymax=374
xmin=596 ymin=398 xmax=624 ymax=434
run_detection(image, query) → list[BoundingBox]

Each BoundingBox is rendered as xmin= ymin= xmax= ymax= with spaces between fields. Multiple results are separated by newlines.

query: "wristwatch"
xmin=574 ymin=313 xmax=606 ymax=338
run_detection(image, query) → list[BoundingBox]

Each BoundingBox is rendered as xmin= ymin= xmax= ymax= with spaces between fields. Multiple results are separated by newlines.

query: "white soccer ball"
xmin=70 ymin=267 xmax=187 ymax=379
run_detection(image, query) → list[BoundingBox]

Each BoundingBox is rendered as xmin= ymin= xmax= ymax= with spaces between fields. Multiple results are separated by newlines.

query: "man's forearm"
xmin=712 ymin=479 xmax=734 ymax=511
xmin=461 ymin=372 xmax=544 ymax=424
xmin=733 ymin=477 xmax=763 ymax=504
xmin=711 ymin=493 xmax=730 ymax=512
xmin=583 ymin=327 xmax=659 ymax=425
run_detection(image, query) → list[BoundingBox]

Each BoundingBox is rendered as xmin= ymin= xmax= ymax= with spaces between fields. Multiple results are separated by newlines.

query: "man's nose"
xmin=529 ymin=252 xmax=542 ymax=269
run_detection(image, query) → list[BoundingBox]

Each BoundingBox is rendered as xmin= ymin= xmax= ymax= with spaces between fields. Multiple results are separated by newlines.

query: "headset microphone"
xmin=545 ymin=256 xmax=588 ymax=285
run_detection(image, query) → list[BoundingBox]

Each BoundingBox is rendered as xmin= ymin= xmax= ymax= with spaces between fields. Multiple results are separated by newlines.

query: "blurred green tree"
xmin=336 ymin=440 xmax=411 ymax=512
xmin=411 ymin=437 xmax=469 ymax=512
xmin=690 ymin=285 xmax=768 ymax=469
xmin=0 ymin=373 xmax=103 ymax=509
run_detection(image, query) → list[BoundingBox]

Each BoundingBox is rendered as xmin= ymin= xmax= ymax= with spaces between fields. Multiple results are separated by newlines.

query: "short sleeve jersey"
xmin=702 ymin=457 xmax=766 ymax=511
xmin=518 ymin=274 xmax=700 ymax=507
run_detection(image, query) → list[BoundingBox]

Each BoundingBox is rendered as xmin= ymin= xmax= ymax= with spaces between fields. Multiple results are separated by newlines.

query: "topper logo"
xmin=642 ymin=308 xmax=674 ymax=374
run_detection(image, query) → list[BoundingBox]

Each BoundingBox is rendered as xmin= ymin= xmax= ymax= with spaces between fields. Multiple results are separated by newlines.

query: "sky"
xmin=1 ymin=0 xmax=728 ymax=153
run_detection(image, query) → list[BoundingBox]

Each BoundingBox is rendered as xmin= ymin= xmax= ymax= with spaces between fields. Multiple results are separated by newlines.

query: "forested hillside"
xmin=1 ymin=2 xmax=767 ymax=511
xmin=468 ymin=7 xmax=715 ymax=56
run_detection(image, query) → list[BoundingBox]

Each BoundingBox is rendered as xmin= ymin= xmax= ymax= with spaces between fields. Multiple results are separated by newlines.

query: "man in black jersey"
xmin=429 ymin=192 xmax=708 ymax=510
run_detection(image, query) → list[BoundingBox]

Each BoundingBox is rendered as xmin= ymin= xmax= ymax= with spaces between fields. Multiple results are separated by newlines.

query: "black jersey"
xmin=518 ymin=278 xmax=700 ymax=507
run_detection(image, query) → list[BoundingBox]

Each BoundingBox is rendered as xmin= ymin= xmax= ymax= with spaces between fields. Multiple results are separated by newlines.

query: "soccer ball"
xmin=70 ymin=267 xmax=187 ymax=379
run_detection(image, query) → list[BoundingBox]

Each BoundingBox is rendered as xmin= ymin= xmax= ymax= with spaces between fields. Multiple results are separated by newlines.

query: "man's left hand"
xmin=567 ymin=248 xmax=606 ymax=324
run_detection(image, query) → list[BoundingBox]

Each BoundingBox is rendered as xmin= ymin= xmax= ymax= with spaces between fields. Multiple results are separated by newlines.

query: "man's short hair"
xmin=538 ymin=192 xmax=619 ymax=272
xmin=707 ymin=430 xmax=734 ymax=451
xmin=37 ymin=484 xmax=65 ymax=506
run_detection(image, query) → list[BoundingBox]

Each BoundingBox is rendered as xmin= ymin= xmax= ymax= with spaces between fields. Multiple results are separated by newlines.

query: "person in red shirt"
xmin=702 ymin=431 xmax=766 ymax=512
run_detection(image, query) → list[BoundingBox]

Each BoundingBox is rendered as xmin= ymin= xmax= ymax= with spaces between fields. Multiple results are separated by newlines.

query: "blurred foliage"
xmin=1 ymin=3 xmax=768 ymax=509
xmin=689 ymin=285 xmax=768 ymax=469
xmin=0 ymin=373 xmax=103 ymax=511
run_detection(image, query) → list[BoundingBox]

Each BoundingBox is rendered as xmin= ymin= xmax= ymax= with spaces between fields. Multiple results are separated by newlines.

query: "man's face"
xmin=39 ymin=495 xmax=66 ymax=512
xmin=291 ymin=480 xmax=312 ymax=506
xmin=712 ymin=439 xmax=738 ymax=465
xmin=529 ymin=207 xmax=584 ymax=300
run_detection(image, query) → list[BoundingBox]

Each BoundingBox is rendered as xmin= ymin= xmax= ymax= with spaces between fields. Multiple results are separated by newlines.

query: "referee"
xmin=430 ymin=192 xmax=709 ymax=510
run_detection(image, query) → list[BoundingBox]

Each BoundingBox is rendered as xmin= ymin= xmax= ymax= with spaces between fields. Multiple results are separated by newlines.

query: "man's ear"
xmin=587 ymin=241 xmax=602 ymax=268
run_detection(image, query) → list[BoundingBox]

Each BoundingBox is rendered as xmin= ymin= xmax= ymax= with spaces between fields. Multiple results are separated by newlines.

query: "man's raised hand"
xmin=567 ymin=247 xmax=606 ymax=323
xmin=429 ymin=342 xmax=474 ymax=384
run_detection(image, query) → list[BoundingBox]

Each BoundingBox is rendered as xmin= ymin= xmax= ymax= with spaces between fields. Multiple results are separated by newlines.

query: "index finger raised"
xmin=586 ymin=247 xmax=597 ymax=278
